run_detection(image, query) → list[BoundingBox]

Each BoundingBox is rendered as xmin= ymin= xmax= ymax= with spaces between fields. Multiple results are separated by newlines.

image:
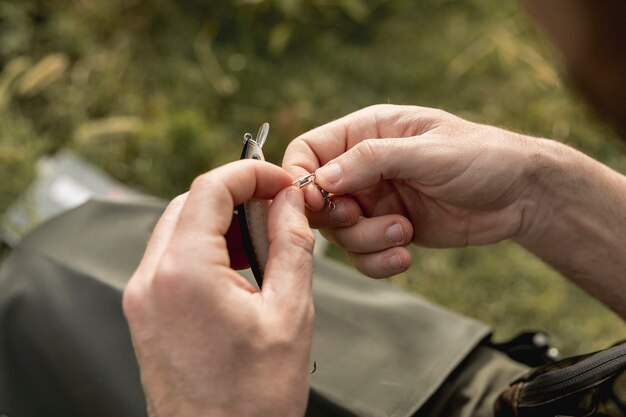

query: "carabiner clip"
xmin=292 ymin=173 xmax=317 ymax=188
xmin=291 ymin=173 xmax=336 ymax=211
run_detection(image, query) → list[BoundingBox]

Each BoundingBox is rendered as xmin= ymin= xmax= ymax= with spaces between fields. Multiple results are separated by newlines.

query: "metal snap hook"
xmin=292 ymin=173 xmax=335 ymax=211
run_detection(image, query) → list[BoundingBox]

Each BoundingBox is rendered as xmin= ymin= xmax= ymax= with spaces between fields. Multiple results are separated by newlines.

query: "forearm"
xmin=515 ymin=139 xmax=626 ymax=318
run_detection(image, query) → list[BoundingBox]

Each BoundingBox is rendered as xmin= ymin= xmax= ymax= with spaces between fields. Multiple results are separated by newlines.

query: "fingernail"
xmin=286 ymin=187 xmax=303 ymax=210
xmin=329 ymin=200 xmax=351 ymax=224
xmin=317 ymin=163 xmax=342 ymax=184
xmin=388 ymin=254 xmax=406 ymax=272
xmin=385 ymin=223 xmax=405 ymax=245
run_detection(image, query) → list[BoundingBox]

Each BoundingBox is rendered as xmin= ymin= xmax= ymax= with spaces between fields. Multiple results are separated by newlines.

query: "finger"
xmin=282 ymin=104 xmax=444 ymax=190
xmin=315 ymin=131 xmax=475 ymax=197
xmin=320 ymin=215 xmax=413 ymax=254
xmin=282 ymin=114 xmax=356 ymax=178
xmin=282 ymin=104 xmax=423 ymax=175
xmin=303 ymin=184 xmax=326 ymax=212
xmin=162 ymin=160 xmax=292 ymax=275
xmin=312 ymin=137 xmax=417 ymax=194
xmin=305 ymin=195 xmax=362 ymax=229
xmin=263 ymin=186 xmax=315 ymax=310
xmin=347 ymin=247 xmax=412 ymax=279
xmin=134 ymin=192 xmax=188 ymax=279
xmin=174 ymin=160 xmax=292 ymax=243
xmin=283 ymin=105 xmax=407 ymax=211
xmin=287 ymin=160 xmax=326 ymax=212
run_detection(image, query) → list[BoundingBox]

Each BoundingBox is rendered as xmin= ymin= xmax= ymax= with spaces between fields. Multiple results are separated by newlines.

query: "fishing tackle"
xmin=238 ymin=124 xmax=319 ymax=374
xmin=237 ymin=123 xmax=271 ymax=288
xmin=292 ymin=173 xmax=336 ymax=211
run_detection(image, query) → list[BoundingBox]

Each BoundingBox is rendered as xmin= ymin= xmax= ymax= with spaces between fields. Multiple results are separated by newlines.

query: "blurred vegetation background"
xmin=1 ymin=0 xmax=625 ymax=355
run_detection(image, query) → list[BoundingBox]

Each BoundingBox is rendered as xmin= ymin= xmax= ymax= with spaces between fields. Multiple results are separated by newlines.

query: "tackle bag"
xmin=495 ymin=341 xmax=626 ymax=417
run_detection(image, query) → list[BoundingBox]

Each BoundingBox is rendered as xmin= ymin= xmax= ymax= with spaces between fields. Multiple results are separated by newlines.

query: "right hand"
xmin=124 ymin=160 xmax=315 ymax=417
xmin=283 ymin=104 xmax=545 ymax=278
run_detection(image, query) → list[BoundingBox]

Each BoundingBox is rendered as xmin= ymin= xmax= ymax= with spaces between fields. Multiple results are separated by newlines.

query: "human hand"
xmin=123 ymin=160 xmax=315 ymax=417
xmin=284 ymin=104 xmax=542 ymax=278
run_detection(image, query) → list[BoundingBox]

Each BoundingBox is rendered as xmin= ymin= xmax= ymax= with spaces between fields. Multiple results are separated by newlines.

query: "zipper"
xmin=519 ymin=342 xmax=626 ymax=406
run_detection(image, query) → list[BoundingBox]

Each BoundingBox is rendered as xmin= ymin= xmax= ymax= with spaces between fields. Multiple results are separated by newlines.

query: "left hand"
xmin=123 ymin=160 xmax=315 ymax=417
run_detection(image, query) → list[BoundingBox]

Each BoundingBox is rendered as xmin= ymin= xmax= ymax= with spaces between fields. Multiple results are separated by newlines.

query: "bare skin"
xmin=283 ymin=104 xmax=626 ymax=318
xmin=123 ymin=160 xmax=315 ymax=417
xmin=123 ymin=104 xmax=626 ymax=417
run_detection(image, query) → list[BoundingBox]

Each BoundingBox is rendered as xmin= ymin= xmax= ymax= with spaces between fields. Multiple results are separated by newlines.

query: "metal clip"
xmin=292 ymin=173 xmax=336 ymax=211
xmin=292 ymin=173 xmax=317 ymax=188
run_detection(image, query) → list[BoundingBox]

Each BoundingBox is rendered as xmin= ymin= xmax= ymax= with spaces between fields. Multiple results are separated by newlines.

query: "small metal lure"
xmin=237 ymin=123 xmax=271 ymax=288
xmin=292 ymin=173 xmax=336 ymax=211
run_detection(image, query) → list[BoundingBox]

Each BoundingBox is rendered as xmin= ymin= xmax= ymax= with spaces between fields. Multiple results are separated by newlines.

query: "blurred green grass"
xmin=1 ymin=0 xmax=625 ymax=355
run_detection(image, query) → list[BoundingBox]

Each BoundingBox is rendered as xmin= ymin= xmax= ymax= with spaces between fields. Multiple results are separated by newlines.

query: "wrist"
xmin=513 ymin=137 xmax=623 ymax=249
xmin=510 ymin=137 xmax=626 ymax=316
xmin=513 ymin=138 xmax=579 ymax=245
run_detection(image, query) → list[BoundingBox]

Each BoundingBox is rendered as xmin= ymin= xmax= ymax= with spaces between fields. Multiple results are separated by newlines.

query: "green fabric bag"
xmin=495 ymin=342 xmax=626 ymax=417
xmin=0 ymin=199 xmax=505 ymax=417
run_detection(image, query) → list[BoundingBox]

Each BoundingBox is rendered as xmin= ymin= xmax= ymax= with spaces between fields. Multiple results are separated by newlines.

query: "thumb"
xmin=263 ymin=186 xmax=315 ymax=310
xmin=314 ymin=137 xmax=426 ymax=194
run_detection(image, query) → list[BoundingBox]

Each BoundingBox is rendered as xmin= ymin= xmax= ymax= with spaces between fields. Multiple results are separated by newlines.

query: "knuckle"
xmin=267 ymin=316 xmax=311 ymax=348
xmin=122 ymin=278 xmax=145 ymax=320
xmin=347 ymin=252 xmax=378 ymax=278
xmin=334 ymin=227 xmax=364 ymax=250
xmin=355 ymin=228 xmax=369 ymax=247
xmin=286 ymin=225 xmax=316 ymax=253
xmin=250 ymin=316 xmax=291 ymax=350
xmin=353 ymin=139 xmax=379 ymax=165
xmin=151 ymin=252 xmax=182 ymax=294
xmin=284 ymin=138 xmax=302 ymax=156
xmin=167 ymin=193 xmax=187 ymax=210
xmin=408 ymin=107 xmax=452 ymax=131
xmin=283 ymin=141 xmax=299 ymax=164
xmin=269 ymin=329 xmax=296 ymax=350
xmin=159 ymin=193 xmax=188 ymax=221
xmin=243 ymin=315 xmax=266 ymax=340
xmin=246 ymin=306 xmax=314 ymax=355
xmin=190 ymin=172 xmax=219 ymax=194
xmin=411 ymin=106 xmax=447 ymax=120
xmin=429 ymin=108 xmax=460 ymax=128
xmin=302 ymin=301 xmax=315 ymax=326
xmin=429 ymin=107 xmax=449 ymax=119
